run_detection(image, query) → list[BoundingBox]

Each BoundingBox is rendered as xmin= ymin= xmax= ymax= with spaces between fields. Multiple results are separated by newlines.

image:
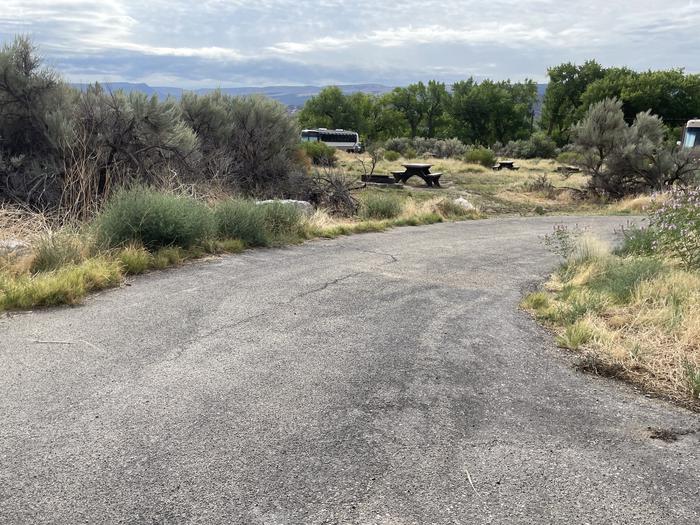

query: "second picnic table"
xmin=391 ymin=163 xmax=442 ymax=187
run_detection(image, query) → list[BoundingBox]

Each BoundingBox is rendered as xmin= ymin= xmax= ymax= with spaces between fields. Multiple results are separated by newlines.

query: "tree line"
xmin=298 ymin=80 xmax=538 ymax=145
xmin=542 ymin=61 xmax=700 ymax=144
xmin=299 ymin=60 xmax=700 ymax=147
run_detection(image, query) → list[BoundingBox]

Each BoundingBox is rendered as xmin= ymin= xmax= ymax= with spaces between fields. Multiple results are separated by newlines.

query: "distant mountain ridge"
xmin=70 ymin=82 xmax=548 ymax=111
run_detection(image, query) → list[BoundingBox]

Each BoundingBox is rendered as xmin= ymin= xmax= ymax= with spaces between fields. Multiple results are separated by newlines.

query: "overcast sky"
xmin=1 ymin=0 xmax=699 ymax=87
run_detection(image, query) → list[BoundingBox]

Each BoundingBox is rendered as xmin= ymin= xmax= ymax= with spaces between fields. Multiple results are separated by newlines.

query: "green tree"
xmin=580 ymin=69 xmax=700 ymax=127
xmin=297 ymin=86 xmax=360 ymax=132
xmin=0 ymin=36 xmax=71 ymax=158
xmin=540 ymin=60 xmax=606 ymax=144
xmin=0 ymin=36 xmax=74 ymax=205
xmin=449 ymin=79 xmax=537 ymax=145
xmin=388 ymin=83 xmax=426 ymax=138
xmin=419 ymin=80 xmax=449 ymax=138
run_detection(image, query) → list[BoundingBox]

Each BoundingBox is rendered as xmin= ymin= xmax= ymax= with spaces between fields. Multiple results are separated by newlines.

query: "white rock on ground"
xmin=0 ymin=239 xmax=31 ymax=258
xmin=255 ymin=199 xmax=315 ymax=217
xmin=453 ymin=197 xmax=475 ymax=210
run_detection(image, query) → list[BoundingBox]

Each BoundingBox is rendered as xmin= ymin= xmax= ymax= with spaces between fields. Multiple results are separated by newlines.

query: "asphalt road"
xmin=1 ymin=216 xmax=699 ymax=524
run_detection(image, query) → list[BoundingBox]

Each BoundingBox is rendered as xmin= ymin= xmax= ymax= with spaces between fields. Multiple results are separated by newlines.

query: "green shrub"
xmin=214 ymin=199 xmax=269 ymax=246
xmin=215 ymin=199 xmax=304 ymax=246
xmin=259 ymin=202 xmax=304 ymax=240
xmin=360 ymin=193 xmax=403 ymax=220
xmin=96 ymin=188 xmax=215 ymax=250
xmin=384 ymin=137 xmax=467 ymax=159
xmin=500 ymin=132 xmax=558 ymax=159
xmin=384 ymin=137 xmax=411 ymax=155
xmin=556 ymin=150 xmax=583 ymax=166
xmin=464 ymin=146 xmax=496 ymax=167
xmin=301 ymin=141 xmax=337 ymax=166
xmin=649 ymin=187 xmax=700 ymax=268
xmin=384 ymin=150 xmax=400 ymax=162
xmin=31 ymin=233 xmax=86 ymax=273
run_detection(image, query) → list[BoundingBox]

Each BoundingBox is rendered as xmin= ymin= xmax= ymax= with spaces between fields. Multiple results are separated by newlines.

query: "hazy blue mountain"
xmin=70 ymin=82 xmax=395 ymax=107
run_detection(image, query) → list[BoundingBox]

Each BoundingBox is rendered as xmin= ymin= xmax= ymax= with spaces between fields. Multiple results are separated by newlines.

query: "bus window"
xmin=683 ymin=127 xmax=700 ymax=149
xmin=301 ymin=131 xmax=319 ymax=142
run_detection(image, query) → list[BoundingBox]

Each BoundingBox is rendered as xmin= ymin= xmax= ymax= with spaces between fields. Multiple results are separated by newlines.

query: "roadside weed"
xmin=556 ymin=320 xmax=595 ymax=350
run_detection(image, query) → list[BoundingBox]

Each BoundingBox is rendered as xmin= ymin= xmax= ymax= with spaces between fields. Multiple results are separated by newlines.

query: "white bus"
xmin=301 ymin=128 xmax=361 ymax=152
xmin=680 ymin=119 xmax=700 ymax=149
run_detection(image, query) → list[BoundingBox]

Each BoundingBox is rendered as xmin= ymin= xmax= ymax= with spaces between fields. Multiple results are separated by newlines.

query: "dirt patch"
xmin=573 ymin=353 xmax=627 ymax=379
xmin=647 ymin=426 xmax=699 ymax=443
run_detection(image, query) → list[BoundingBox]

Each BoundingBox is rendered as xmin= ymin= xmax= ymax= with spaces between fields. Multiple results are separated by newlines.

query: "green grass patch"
xmin=586 ymin=256 xmax=664 ymax=303
xmin=0 ymin=258 xmax=122 ymax=310
xmin=151 ymin=246 xmax=186 ymax=269
xmin=556 ymin=320 xmax=595 ymax=350
xmin=116 ymin=244 xmax=152 ymax=275
xmin=215 ymin=238 xmax=246 ymax=253
xmin=392 ymin=213 xmax=443 ymax=226
xmin=684 ymin=361 xmax=700 ymax=400
xmin=522 ymin=291 xmax=550 ymax=310
xmin=360 ymin=193 xmax=404 ymax=220
xmin=615 ymin=225 xmax=656 ymax=256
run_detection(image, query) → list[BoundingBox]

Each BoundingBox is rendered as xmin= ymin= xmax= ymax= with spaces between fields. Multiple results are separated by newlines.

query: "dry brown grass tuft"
xmin=0 ymin=204 xmax=54 ymax=243
xmin=609 ymin=194 xmax=657 ymax=214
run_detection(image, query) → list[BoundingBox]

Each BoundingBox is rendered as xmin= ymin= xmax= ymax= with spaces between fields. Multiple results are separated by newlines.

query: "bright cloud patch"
xmin=0 ymin=0 xmax=698 ymax=86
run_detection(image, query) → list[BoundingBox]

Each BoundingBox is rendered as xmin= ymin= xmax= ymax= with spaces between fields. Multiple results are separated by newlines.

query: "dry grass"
xmin=608 ymin=194 xmax=657 ymax=214
xmin=568 ymin=234 xmax=611 ymax=264
xmin=0 ymin=204 xmax=53 ymax=243
xmin=523 ymin=249 xmax=700 ymax=410
xmin=339 ymin=150 xmax=671 ymax=218
xmin=335 ymin=151 xmax=610 ymax=216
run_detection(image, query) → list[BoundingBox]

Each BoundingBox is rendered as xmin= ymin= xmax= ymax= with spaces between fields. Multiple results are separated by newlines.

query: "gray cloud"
xmin=1 ymin=0 xmax=698 ymax=86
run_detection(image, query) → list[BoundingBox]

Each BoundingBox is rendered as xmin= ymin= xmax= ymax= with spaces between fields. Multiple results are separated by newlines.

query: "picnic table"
xmin=391 ymin=163 xmax=442 ymax=187
xmin=492 ymin=160 xmax=520 ymax=171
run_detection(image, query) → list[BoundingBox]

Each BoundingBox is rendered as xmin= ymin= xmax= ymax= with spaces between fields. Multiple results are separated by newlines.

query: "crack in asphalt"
xmin=290 ymin=271 xmax=366 ymax=301
xmin=350 ymin=247 xmax=399 ymax=265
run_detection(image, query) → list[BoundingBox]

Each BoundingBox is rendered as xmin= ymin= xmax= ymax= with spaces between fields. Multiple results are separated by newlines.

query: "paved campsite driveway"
xmin=1 ymin=216 xmax=698 ymax=524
